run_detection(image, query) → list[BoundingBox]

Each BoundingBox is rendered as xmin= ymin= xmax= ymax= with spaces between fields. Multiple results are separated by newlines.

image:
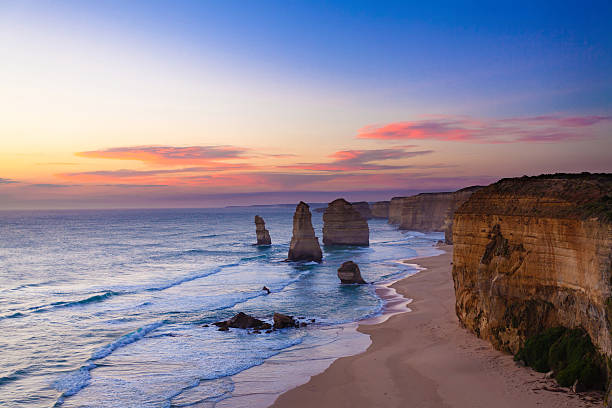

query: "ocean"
xmin=0 ymin=206 xmax=443 ymax=407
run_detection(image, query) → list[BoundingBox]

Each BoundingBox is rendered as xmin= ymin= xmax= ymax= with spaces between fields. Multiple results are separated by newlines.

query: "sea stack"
xmin=322 ymin=199 xmax=369 ymax=246
xmin=287 ymin=202 xmax=323 ymax=262
xmin=254 ymin=215 xmax=271 ymax=245
xmin=337 ymin=261 xmax=366 ymax=284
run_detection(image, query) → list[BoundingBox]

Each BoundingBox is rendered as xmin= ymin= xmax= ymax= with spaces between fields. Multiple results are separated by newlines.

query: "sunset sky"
xmin=1 ymin=1 xmax=611 ymax=209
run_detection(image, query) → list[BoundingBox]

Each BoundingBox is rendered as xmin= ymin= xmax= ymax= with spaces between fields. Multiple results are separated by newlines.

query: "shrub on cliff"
xmin=515 ymin=327 xmax=606 ymax=390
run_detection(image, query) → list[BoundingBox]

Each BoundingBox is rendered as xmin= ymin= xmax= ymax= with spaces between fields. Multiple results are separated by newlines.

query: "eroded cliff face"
xmin=351 ymin=201 xmax=372 ymax=220
xmin=398 ymin=192 xmax=454 ymax=231
xmin=443 ymin=186 xmax=482 ymax=244
xmin=452 ymin=174 xmax=612 ymax=382
xmin=388 ymin=196 xmax=407 ymax=225
xmin=371 ymin=201 xmax=389 ymax=219
xmin=396 ymin=187 xmax=481 ymax=232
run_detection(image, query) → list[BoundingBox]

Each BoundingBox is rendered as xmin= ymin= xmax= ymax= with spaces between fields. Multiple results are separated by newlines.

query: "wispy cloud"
xmin=35 ymin=162 xmax=80 ymax=166
xmin=357 ymin=114 xmax=612 ymax=143
xmin=280 ymin=148 xmax=433 ymax=172
xmin=76 ymin=145 xmax=252 ymax=166
xmin=0 ymin=178 xmax=18 ymax=184
xmin=28 ymin=183 xmax=74 ymax=188
xmin=58 ymin=167 xmax=208 ymax=184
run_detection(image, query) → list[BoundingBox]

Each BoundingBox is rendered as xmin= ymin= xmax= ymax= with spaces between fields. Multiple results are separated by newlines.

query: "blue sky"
xmin=1 ymin=1 xmax=611 ymax=208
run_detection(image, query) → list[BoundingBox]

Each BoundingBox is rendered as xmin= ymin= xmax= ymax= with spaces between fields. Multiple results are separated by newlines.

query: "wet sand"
xmin=272 ymin=245 xmax=602 ymax=408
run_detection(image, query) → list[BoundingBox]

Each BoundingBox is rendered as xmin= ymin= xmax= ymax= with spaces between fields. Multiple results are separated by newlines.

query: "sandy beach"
xmin=272 ymin=245 xmax=602 ymax=408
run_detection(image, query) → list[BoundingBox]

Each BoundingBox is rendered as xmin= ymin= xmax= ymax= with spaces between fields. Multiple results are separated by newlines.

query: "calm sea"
xmin=0 ymin=206 xmax=442 ymax=407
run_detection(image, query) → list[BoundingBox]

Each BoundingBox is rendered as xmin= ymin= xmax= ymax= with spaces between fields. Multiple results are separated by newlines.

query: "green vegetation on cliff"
xmin=515 ymin=327 xmax=606 ymax=390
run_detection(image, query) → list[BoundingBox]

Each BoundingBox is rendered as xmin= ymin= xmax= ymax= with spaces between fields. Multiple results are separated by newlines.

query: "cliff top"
xmin=458 ymin=173 xmax=612 ymax=222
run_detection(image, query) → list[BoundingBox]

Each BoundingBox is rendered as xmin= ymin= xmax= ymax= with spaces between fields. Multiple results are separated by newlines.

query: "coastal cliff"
xmin=398 ymin=192 xmax=455 ymax=231
xmin=388 ymin=196 xmax=406 ymax=225
xmin=443 ymin=186 xmax=482 ymax=243
xmin=371 ymin=201 xmax=389 ymax=219
xmin=452 ymin=174 xmax=612 ymax=395
xmin=395 ymin=187 xmax=480 ymax=232
xmin=351 ymin=202 xmax=372 ymax=220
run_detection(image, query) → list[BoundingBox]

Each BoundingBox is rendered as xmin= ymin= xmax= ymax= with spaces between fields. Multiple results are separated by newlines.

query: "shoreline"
xmin=215 ymin=247 xmax=435 ymax=407
xmin=271 ymin=245 xmax=602 ymax=408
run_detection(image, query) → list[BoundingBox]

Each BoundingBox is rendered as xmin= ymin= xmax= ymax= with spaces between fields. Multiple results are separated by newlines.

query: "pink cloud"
xmin=280 ymin=148 xmax=434 ymax=172
xmin=357 ymin=114 xmax=611 ymax=143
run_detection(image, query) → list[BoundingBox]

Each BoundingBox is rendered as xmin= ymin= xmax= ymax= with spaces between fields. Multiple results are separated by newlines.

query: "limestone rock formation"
xmin=316 ymin=202 xmax=372 ymax=219
xmin=443 ymin=186 xmax=482 ymax=244
xmin=287 ymin=202 xmax=323 ymax=262
xmin=254 ymin=215 xmax=271 ymax=245
xmin=371 ymin=201 xmax=390 ymax=219
xmin=451 ymin=174 xmax=612 ymax=397
xmin=322 ymin=199 xmax=369 ymax=246
xmin=388 ymin=196 xmax=407 ymax=225
xmin=389 ymin=187 xmax=481 ymax=235
xmin=337 ymin=261 xmax=366 ymax=284
xmin=351 ymin=201 xmax=372 ymax=219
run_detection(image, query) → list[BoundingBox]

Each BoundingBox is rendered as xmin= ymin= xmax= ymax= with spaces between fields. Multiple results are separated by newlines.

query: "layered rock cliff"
xmin=254 ymin=215 xmax=271 ymax=245
xmin=452 ymin=174 xmax=612 ymax=395
xmin=398 ymin=192 xmax=455 ymax=231
xmin=397 ymin=187 xmax=480 ymax=232
xmin=337 ymin=261 xmax=367 ymax=284
xmin=443 ymin=186 xmax=482 ymax=244
xmin=287 ymin=202 xmax=323 ymax=262
xmin=388 ymin=196 xmax=407 ymax=225
xmin=351 ymin=201 xmax=372 ymax=220
xmin=371 ymin=201 xmax=390 ymax=219
xmin=322 ymin=199 xmax=369 ymax=246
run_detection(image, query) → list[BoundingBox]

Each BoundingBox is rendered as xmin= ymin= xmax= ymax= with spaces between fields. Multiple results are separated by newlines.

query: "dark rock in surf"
xmin=337 ymin=261 xmax=367 ymax=284
xmin=214 ymin=312 xmax=271 ymax=330
xmin=273 ymin=312 xmax=298 ymax=329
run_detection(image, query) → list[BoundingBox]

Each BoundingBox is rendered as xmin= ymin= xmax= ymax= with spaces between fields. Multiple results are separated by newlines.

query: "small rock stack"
xmin=287 ymin=202 xmax=323 ymax=262
xmin=254 ymin=215 xmax=271 ymax=245
xmin=337 ymin=261 xmax=367 ymax=284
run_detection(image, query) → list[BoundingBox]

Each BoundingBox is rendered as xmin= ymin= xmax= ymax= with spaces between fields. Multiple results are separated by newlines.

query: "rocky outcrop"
xmin=287 ymin=202 xmax=323 ymax=262
xmin=371 ymin=201 xmax=390 ymax=219
xmin=322 ymin=199 xmax=369 ymax=246
xmin=351 ymin=201 xmax=372 ymax=219
xmin=337 ymin=261 xmax=367 ymax=284
xmin=388 ymin=196 xmax=407 ymax=225
xmin=214 ymin=312 xmax=272 ymax=330
xmin=451 ymin=174 xmax=612 ymax=398
xmin=254 ymin=215 xmax=271 ymax=245
xmin=273 ymin=312 xmax=298 ymax=329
